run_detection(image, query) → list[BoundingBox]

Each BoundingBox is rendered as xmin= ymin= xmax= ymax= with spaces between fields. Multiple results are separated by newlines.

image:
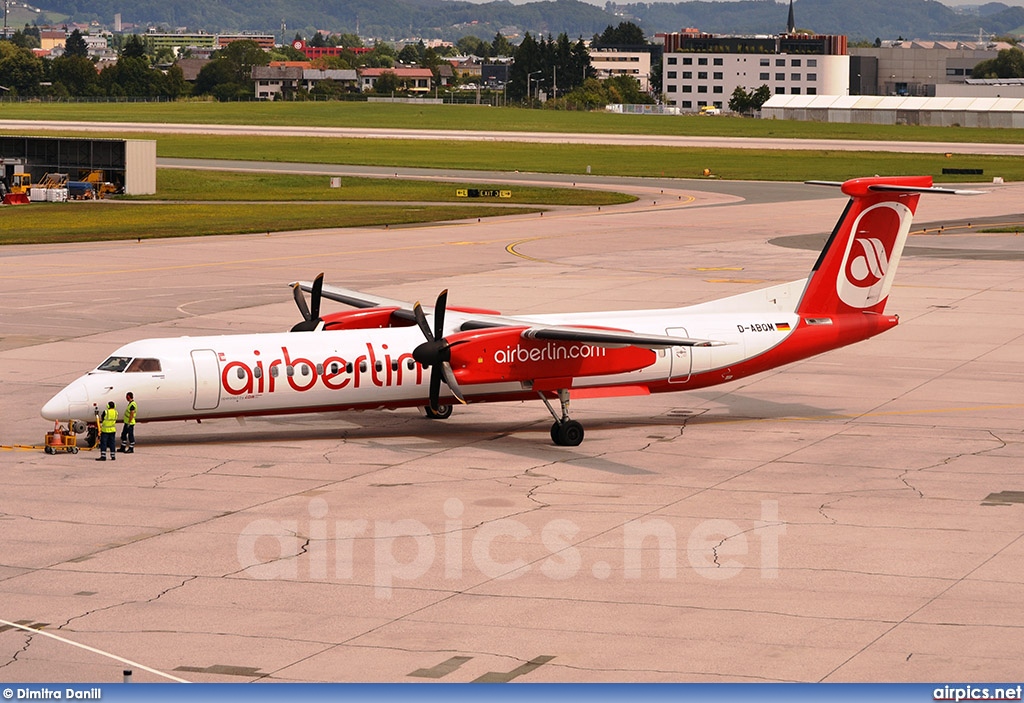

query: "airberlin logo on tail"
xmin=836 ymin=201 xmax=912 ymax=309
xmin=846 ymin=237 xmax=889 ymax=286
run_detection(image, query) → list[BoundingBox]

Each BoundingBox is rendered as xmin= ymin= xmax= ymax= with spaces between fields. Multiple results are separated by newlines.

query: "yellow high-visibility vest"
xmin=100 ymin=407 xmax=118 ymax=433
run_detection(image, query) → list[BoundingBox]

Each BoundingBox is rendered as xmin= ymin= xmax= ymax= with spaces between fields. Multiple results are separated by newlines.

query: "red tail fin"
xmin=797 ymin=176 xmax=931 ymax=316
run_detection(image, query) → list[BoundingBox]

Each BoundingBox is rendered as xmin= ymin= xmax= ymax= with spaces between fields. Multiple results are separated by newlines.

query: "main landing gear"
xmin=540 ymin=389 xmax=584 ymax=447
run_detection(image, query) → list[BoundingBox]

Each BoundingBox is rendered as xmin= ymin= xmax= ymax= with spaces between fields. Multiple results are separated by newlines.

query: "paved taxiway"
xmin=2 ymin=172 xmax=1023 ymax=683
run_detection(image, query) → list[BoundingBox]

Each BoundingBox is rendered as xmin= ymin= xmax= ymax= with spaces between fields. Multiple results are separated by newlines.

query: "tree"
xmin=509 ymin=32 xmax=541 ymax=102
xmin=64 ymin=29 xmax=89 ymax=59
xmin=492 ymin=33 xmax=514 ymax=58
xmin=593 ymin=21 xmax=645 ymax=48
xmin=217 ymin=39 xmax=270 ymax=82
xmin=456 ymin=36 xmax=486 ymax=57
xmin=50 ymin=55 xmax=100 ymax=96
xmin=336 ymin=34 xmax=362 ymax=49
xmin=728 ymin=86 xmax=752 ymax=114
xmin=373 ymin=70 xmax=400 ymax=94
xmin=973 ymin=47 xmax=1024 ymax=79
xmin=0 ymin=42 xmax=44 ymax=95
xmin=397 ymin=43 xmax=422 ymax=65
xmin=9 ymin=29 xmax=39 ymax=49
xmin=750 ymin=85 xmax=772 ymax=111
xmin=122 ymin=35 xmax=147 ymax=59
xmin=605 ymin=74 xmax=653 ymax=104
xmin=160 ymin=64 xmax=189 ymax=98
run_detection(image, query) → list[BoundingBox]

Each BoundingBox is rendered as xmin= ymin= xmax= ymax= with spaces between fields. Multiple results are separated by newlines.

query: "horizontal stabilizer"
xmin=805 ymin=180 xmax=986 ymax=196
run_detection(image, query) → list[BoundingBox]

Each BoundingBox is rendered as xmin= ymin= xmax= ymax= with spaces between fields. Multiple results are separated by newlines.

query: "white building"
xmin=659 ymin=31 xmax=849 ymax=113
xmin=590 ymin=48 xmax=653 ymax=92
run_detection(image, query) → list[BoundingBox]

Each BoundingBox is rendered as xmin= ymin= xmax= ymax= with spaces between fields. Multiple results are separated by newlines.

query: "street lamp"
xmin=527 ymin=70 xmax=541 ymax=104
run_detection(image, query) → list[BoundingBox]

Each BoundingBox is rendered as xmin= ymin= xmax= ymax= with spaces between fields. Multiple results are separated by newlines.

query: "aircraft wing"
xmin=296 ymin=281 xmax=727 ymax=348
xmin=299 ymin=282 xmax=417 ymax=312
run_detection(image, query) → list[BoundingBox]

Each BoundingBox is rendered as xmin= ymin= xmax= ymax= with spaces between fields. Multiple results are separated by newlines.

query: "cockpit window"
xmin=97 ymin=356 xmax=131 ymax=372
xmin=126 ymin=358 xmax=161 ymax=373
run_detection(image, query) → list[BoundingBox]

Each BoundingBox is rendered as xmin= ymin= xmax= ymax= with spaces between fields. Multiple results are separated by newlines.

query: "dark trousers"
xmin=99 ymin=431 xmax=116 ymax=456
xmin=121 ymin=424 xmax=135 ymax=447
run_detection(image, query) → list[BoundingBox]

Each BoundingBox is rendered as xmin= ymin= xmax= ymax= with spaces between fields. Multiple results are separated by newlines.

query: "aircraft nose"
xmin=41 ymin=381 xmax=91 ymax=420
xmin=41 ymin=389 xmax=70 ymax=420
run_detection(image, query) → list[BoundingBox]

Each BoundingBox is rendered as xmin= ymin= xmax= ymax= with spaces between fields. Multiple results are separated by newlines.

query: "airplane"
xmin=41 ymin=176 xmax=981 ymax=447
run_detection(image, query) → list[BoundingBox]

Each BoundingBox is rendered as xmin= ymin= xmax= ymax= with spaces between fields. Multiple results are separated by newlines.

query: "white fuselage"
xmin=41 ymin=280 xmax=806 ymax=423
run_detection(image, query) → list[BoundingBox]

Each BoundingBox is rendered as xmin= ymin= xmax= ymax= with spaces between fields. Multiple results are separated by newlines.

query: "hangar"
xmin=0 ymin=135 xmax=156 ymax=195
xmin=760 ymin=94 xmax=1024 ymax=128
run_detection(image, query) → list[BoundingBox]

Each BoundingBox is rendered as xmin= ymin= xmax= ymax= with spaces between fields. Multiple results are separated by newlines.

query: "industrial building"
xmin=0 ymin=136 xmax=156 ymax=196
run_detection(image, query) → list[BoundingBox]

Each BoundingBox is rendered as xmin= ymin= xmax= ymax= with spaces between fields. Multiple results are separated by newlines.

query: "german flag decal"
xmin=776 ymin=322 xmax=792 ymax=332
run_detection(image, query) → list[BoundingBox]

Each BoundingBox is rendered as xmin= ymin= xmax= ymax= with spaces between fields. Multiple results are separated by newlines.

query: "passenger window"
xmin=270 ymin=366 xmax=279 ymax=378
xmin=330 ymin=362 xmax=340 ymax=374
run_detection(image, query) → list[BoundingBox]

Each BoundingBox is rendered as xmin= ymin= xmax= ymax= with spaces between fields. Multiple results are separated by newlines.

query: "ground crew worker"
xmin=96 ymin=401 xmax=118 ymax=461
xmin=119 ymin=392 xmax=137 ymax=453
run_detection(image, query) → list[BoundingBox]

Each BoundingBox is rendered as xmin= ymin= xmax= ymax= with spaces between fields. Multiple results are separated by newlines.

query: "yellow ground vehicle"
xmin=81 ymin=170 xmax=120 ymax=197
xmin=9 ymin=172 xmax=32 ymax=194
xmin=44 ymin=421 xmax=80 ymax=455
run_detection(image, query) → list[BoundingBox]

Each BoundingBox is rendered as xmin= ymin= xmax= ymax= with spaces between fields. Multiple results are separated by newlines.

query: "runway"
xmin=4 ymin=118 xmax=1024 ymax=155
xmin=2 ymin=171 xmax=1023 ymax=683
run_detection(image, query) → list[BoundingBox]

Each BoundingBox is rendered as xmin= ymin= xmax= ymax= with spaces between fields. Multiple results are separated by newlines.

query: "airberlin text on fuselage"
xmin=494 ymin=342 xmax=607 ymax=365
xmin=221 ymin=343 xmax=423 ymax=396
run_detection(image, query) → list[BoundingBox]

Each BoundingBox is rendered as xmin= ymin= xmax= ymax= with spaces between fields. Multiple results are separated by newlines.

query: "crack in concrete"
xmin=0 ymin=632 xmax=33 ymax=672
xmin=54 ymin=575 xmax=199 ymax=634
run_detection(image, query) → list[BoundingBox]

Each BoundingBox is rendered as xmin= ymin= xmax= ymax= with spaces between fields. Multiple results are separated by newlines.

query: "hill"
xmin=37 ymin=0 xmax=1024 ymax=42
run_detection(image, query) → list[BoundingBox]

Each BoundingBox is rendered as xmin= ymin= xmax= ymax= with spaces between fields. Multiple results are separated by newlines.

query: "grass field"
xmin=2 ymin=101 xmax=1018 ymax=245
xmin=147 ymin=170 xmax=635 ymax=206
xmin=3 ymin=100 xmax=1024 ymax=144
xmin=0 ymin=201 xmax=541 ymax=246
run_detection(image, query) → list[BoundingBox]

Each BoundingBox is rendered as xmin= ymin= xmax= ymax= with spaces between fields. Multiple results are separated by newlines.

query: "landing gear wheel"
xmin=424 ymin=404 xmax=453 ymax=420
xmin=552 ymin=420 xmax=585 ymax=447
xmin=86 ymin=426 xmax=98 ymax=448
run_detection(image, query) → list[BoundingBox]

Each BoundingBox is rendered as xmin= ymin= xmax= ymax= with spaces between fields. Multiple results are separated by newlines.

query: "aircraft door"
xmin=191 ymin=349 xmax=221 ymax=410
xmin=666 ymin=327 xmax=691 ymax=384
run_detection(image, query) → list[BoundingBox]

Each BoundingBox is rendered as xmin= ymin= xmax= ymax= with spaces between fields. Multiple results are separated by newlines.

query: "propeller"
xmin=291 ymin=272 xmax=324 ymax=332
xmin=411 ymin=290 xmax=467 ymax=411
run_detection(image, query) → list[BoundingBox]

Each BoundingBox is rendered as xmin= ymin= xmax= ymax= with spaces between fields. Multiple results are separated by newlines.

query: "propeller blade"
xmin=412 ymin=301 xmax=434 ymax=342
xmin=309 ymin=273 xmax=324 ymax=321
xmin=440 ymin=361 xmax=467 ymax=405
xmin=428 ymin=365 xmax=443 ymax=411
xmin=433 ymin=289 xmax=448 ymax=341
xmin=292 ymin=282 xmax=311 ymax=322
